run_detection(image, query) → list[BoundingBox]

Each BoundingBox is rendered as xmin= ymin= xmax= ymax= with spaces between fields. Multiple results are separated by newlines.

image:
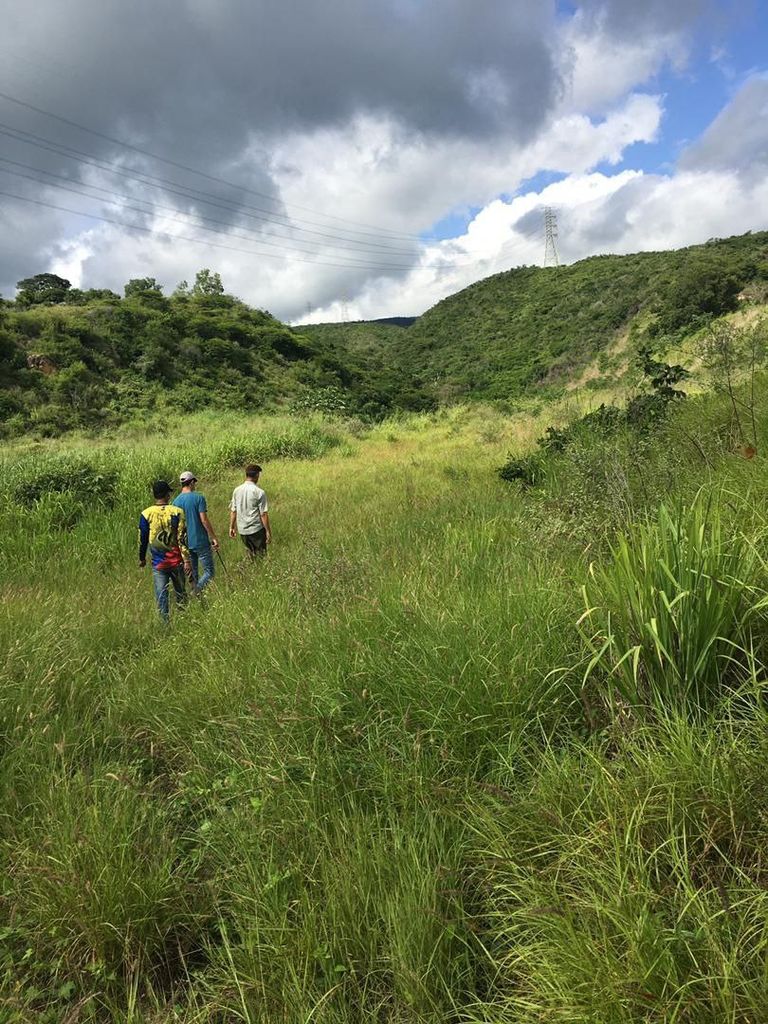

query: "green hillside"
xmin=3 ymin=233 xmax=768 ymax=440
xmin=305 ymin=231 xmax=768 ymax=403
xmin=295 ymin=318 xmax=413 ymax=359
xmin=0 ymin=275 xmax=426 ymax=439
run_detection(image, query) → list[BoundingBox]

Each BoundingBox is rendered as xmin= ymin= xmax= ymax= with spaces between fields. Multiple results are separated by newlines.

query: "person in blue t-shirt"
xmin=173 ymin=471 xmax=220 ymax=594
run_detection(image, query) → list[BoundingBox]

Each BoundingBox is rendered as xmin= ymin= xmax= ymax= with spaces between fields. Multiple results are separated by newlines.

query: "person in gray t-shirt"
xmin=229 ymin=463 xmax=271 ymax=557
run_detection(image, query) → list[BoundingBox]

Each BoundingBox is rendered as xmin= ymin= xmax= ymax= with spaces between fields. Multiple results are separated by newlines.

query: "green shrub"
xmin=497 ymin=452 xmax=545 ymax=486
xmin=12 ymin=456 xmax=118 ymax=507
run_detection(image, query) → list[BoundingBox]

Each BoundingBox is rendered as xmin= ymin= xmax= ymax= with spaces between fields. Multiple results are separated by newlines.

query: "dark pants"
xmin=152 ymin=566 xmax=187 ymax=621
xmin=240 ymin=530 xmax=267 ymax=557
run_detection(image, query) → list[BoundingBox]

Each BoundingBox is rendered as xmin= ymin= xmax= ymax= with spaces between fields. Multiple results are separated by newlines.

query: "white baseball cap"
xmin=179 ymin=470 xmax=197 ymax=484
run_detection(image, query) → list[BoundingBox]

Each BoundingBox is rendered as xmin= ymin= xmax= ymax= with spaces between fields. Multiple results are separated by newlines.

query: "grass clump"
xmin=6 ymin=772 xmax=204 ymax=979
xmin=12 ymin=456 xmax=118 ymax=506
xmin=467 ymin=709 xmax=768 ymax=1023
xmin=580 ymin=497 xmax=763 ymax=717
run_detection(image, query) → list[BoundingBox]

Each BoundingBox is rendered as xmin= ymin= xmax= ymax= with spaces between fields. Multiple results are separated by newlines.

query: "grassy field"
xmin=3 ymin=394 xmax=768 ymax=1022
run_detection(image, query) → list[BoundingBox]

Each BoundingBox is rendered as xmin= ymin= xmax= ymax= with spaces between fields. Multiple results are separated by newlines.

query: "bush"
xmin=291 ymin=386 xmax=349 ymax=416
xmin=497 ymin=405 xmax=624 ymax=488
xmin=498 ymin=351 xmax=690 ymax=499
xmin=497 ymin=452 xmax=545 ymax=486
xmin=12 ymin=456 xmax=118 ymax=507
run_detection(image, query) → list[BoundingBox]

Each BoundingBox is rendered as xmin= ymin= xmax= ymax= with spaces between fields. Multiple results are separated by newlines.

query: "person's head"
xmin=152 ymin=479 xmax=172 ymax=502
xmin=245 ymin=463 xmax=262 ymax=482
xmin=179 ymin=470 xmax=197 ymax=491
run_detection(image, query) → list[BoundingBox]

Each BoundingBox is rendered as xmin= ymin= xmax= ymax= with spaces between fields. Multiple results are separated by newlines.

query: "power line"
xmin=0 ymin=150 xmax=536 ymax=271
xmin=0 ymin=58 xmax=539 ymax=253
xmin=0 ymin=95 xmax=545 ymax=275
xmin=0 ymin=88 xmax=424 ymax=240
xmin=0 ymin=71 xmax=567 ymax=280
xmin=0 ymin=187 xmax=420 ymax=273
xmin=0 ymin=160 xmax=417 ymax=266
xmin=0 ymin=122 xmax=419 ymax=253
xmin=0 ymin=95 xmax=545 ymax=269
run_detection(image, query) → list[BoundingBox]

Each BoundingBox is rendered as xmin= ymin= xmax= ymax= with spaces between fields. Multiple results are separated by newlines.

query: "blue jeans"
xmin=189 ymin=544 xmax=215 ymax=593
xmin=152 ymin=566 xmax=187 ymax=622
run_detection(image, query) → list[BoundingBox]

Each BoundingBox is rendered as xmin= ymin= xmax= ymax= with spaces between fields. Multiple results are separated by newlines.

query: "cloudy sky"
xmin=0 ymin=0 xmax=766 ymax=323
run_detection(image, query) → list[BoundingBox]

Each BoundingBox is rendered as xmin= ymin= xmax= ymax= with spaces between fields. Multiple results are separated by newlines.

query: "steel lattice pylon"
xmin=544 ymin=207 xmax=560 ymax=267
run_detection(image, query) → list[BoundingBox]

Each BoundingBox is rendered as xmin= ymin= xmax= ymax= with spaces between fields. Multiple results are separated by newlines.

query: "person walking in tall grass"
xmin=138 ymin=480 xmax=192 ymax=622
xmin=229 ymin=463 xmax=271 ymax=557
xmin=173 ymin=470 xmax=220 ymax=594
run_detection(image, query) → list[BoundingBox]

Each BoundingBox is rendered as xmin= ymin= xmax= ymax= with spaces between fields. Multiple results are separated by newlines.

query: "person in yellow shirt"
xmin=138 ymin=480 xmax=192 ymax=622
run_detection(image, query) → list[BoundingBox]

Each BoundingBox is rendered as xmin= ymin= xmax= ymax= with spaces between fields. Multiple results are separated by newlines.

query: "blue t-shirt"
xmin=173 ymin=491 xmax=209 ymax=550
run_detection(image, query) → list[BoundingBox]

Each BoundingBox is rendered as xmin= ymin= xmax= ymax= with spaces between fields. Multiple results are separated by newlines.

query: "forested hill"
xmin=302 ymin=230 xmax=768 ymax=403
xmin=0 ymin=272 xmax=429 ymax=439
xmin=2 ymin=232 xmax=768 ymax=438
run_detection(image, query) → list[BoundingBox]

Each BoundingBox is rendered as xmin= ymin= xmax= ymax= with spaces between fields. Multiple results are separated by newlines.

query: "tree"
xmin=133 ymin=314 xmax=183 ymax=383
xmin=123 ymin=277 xmax=167 ymax=310
xmin=0 ymin=314 xmax=26 ymax=388
xmin=124 ymin=277 xmax=163 ymax=298
xmin=697 ymin=318 xmax=767 ymax=449
xmin=192 ymin=268 xmax=224 ymax=297
xmin=16 ymin=273 xmax=71 ymax=306
xmin=625 ymin=344 xmax=689 ymax=427
xmin=50 ymin=360 xmax=100 ymax=412
xmin=82 ymin=288 xmax=121 ymax=302
xmin=658 ymin=263 xmax=741 ymax=333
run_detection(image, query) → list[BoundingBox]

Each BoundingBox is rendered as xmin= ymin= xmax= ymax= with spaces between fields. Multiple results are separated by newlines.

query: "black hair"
xmin=245 ymin=464 xmax=262 ymax=478
xmin=152 ymin=479 xmax=172 ymax=499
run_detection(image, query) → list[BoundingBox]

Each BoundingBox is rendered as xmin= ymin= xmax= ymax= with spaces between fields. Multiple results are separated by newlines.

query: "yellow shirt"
xmin=138 ymin=503 xmax=189 ymax=569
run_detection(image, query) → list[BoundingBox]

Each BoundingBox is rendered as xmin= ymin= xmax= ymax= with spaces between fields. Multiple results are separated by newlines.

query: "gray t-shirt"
xmin=230 ymin=481 xmax=268 ymax=535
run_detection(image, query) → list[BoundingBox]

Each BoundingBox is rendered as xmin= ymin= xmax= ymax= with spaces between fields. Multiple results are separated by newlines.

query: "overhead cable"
xmin=0 ymin=188 xmax=421 ymax=273
xmin=0 ymin=159 xmax=418 ymax=265
xmin=0 ymin=88 xmax=424 ymax=240
xmin=0 ymin=122 xmax=419 ymax=252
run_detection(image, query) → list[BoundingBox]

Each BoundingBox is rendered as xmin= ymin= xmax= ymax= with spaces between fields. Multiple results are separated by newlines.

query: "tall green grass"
xmin=465 ymin=708 xmax=768 ymax=1023
xmin=2 ymin=396 xmax=768 ymax=1021
xmin=0 ymin=414 xmax=346 ymax=581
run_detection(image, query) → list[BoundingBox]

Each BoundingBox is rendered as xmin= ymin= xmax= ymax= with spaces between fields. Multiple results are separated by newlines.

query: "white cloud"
xmin=306 ymin=162 xmax=767 ymax=323
xmin=41 ymin=88 xmax=660 ymax=319
xmin=680 ymin=74 xmax=768 ymax=176
xmin=1 ymin=4 xmax=758 ymax=323
xmin=268 ymin=93 xmax=662 ymax=239
xmin=557 ymin=10 xmax=689 ymax=115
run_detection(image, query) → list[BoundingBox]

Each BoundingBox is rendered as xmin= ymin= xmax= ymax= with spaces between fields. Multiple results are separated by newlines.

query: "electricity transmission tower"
xmin=340 ymin=294 xmax=349 ymax=323
xmin=543 ymin=207 xmax=560 ymax=268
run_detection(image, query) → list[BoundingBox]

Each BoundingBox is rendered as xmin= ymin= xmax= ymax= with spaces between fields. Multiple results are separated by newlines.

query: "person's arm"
xmin=229 ymin=491 xmax=238 ymax=538
xmin=138 ymin=514 xmax=149 ymax=567
xmin=200 ymin=511 xmax=219 ymax=549
xmin=260 ymin=511 xmax=271 ymax=542
xmin=260 ymin=493 xmax=272 ymax=543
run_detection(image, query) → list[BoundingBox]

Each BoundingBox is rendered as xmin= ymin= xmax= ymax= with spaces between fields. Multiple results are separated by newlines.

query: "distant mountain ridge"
xmin=370 ymin=316 xmax=416 ymax=328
